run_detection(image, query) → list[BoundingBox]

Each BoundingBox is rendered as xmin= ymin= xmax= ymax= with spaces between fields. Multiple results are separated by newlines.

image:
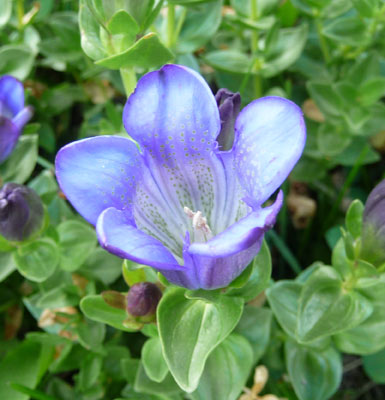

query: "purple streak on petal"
xmin=96 ymin=207 xmax=184 ymax=272
xmin=0 ymin=116 xmax=20 ymax=163
xmin=12 ymin=106 xmax=33 ymax=131
xmin=0 ymin=76 xmax=24 ymax=117
xmin=55 ymin=135 xmax=142 ymax=225
xmin=123 ymin=64 xmax=230 ymax=243
xmin=234 ymin=96 xmax=306 ymax=207
xmin=163 ymin=191 xmax=283 ymax=289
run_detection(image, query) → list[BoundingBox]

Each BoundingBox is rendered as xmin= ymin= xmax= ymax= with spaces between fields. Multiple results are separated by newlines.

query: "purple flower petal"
xmin=123 ymin=64 xmax=237 ymax=249
xmin=55 ymin=136 xmax=142 ymax=225
xmin=234 ymin=96 xmax=306 ymax=207
xmin=0 ymin=116 xmax=20 ymax=163
xmin=162 ymin=191 xmax=283 ymax=289
xmin=12 ymin=106 xmax=33 ymax=131
xmin=96 ymin=207 xmax=184 ymax=271
xmin=0 ymin=76 xmax=24 ymax=117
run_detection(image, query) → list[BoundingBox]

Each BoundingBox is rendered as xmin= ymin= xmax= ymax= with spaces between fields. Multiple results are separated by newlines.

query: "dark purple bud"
xmin=126 ymin=282 xmax=162 ymax=317
xmin=0 ymin=183 xmax=44 ymax=241
xmin=361 ymin=179 xmax=385 ymax=266
xmin=215 ymin=88 xmax=241 ymax=151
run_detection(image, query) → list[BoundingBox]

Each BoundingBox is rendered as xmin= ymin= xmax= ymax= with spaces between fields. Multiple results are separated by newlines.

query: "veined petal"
xmin=123 ymin=64 xmax=229 ymax=244
xmin=0 ymin=117 xmax=20 ymax=163
xmin=234 ymin=96 xmax=306 ymax=207
xmin=96 ymin=207 xmax=184 ymax=271
xmin=163 ymin=191 xmax=283 ymax=289
xmin=55 ymin=135 xmax=141 ymax=225
xmin=0 ymin=76 xmax=24 ymax=117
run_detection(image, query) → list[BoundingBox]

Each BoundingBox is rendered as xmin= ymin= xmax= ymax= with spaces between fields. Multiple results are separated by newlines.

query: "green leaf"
xmin=79 ymin=0 xmax=107 ymax=60
xmin=190 ymin=334 xmax=253 ymax=400
xmin=358 ymin=77 xmax=385 ymax=107
xmin=334 ymin=301 xmax=385 ymax=355
xmin=177 ymin=1 xmax=223 ymax=54
xmin=297 ymin=267 xmax=373 ymax=342
xmin=266 ymin=280 xmax=301 ymax=338
xmin=96 ymin=33 xmax=173 ymax=69
xmin=345 ymin=199 xmax=364 ymax=239
xmin=0 ymin=0 xmax=12 ymax=27
xmin=80 ymin=294 xmax=135 ymax=332
xmin=351 ymin=0 xmax=379 ymax=17
xmin=0 ymin=45 xmax=35 ymax=80
xmin=262 ymin=24 xmax=308 ymax=78
xmin=234 ymin=306 xmax=272 ymax=362
xmin=0 ymin=341 xmax=45 ymax=400
xmin=204 ymin=50 xmax=251 ymax=74
xmin=317 ymin=123 xmax=351 ymax=157
xmin=0 ymin=251 xmax=17 ymax=282
xmin=285 ymin=339 xmax=342 ymax=400
xmin=142 ymin=337 xmax=169 ymax=383
xmin=227 ymin=241 xmax=272 ymax=301
xmin=57 ymin=220 xmax=97 ymax=271
xmin=307 ymin=82 xmax=343 ymax=118
xmin=14 ymin=238 xmax=59 ymax=282
xmin=77 ymin=353 xmax=103 ymax=391
xmin=363 ymin=348 xmax=385 ymax=383
xmin=80 ymin=248 xmax=123 ymax=285
xmin=76 ymin=318 xmax=106 ymax=350
xmin=157 ymin=287 xmax=244 ymax=392
xmin=322 ymin=16 xmax=369 ymax=46
xmin=108 ymin=9 xmax=139 ymax=37
xmin=0 ymin=135 xmax=38 ymax=184
xmin=134 ymin=363 xmax=182 ymax=396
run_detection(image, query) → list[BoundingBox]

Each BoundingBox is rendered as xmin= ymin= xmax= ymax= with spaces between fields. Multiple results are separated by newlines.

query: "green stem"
xmin=167 ymin=3 xmax=175 ymax=49
xmin=16 ymin=0 xmax=24 ymax=31
xmin=37 ymin=156 xmax=54 ymax=170
xmin=120 ymin=68 xmax=137 ymax=97
xmin=250 ymin=0 xmax=261 ymax=98
xmin=174 ymin=7 xmax=187 ymax=44
xmin=315 ymin=18 xmax=330 ymax=64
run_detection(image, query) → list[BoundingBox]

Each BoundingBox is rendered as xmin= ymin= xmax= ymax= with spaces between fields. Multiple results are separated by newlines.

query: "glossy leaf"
xmin=142 ymin=337 xmax=169 ymax=383
xmin=157 ymin=287 xmax=244 ymax=392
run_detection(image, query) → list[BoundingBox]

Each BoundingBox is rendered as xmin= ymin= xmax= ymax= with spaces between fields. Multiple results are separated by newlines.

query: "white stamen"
xmin=184 ymin=206 xmax=212 ymax=242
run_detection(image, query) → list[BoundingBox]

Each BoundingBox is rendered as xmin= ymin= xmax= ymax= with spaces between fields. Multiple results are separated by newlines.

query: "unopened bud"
xmin=215 ymin=88 xmax=241 ymax=151
xmin=0 ymin=183 xmax=44 ymax=241
xmin=126 ymin=282 xmax=162 ymax=317
xmin=361 ymin=179 xmax=385 ymax=266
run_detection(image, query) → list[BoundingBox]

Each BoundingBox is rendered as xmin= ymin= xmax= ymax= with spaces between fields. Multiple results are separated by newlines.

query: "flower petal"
xmin=55 ymin=135 xmax=141 ymax=225
xmin=0 ymin=117 xmax=20 ymax=163
xmin=12 ymin=106 xmax=33 ymax=131
xmin=96 ymin=207 xmax=184 ymax=271
xmin=123 ymin=64 xmax=231 ymax=244
xmin=234 ymin=96 xmax=306 ymax=206
xmin=163 ymin=191 xmax=283 ymax=289
xmin=0 ymin=76 xmax=24 ymax=117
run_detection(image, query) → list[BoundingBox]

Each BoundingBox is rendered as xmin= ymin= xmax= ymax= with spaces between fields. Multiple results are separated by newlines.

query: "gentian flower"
xmin=361 ymin=178 xmax=385 ymax=267
xmin=56 ymin=65 xmax=306 ymax=289
xmin=0 ymin=76 xmax=33 ymax=163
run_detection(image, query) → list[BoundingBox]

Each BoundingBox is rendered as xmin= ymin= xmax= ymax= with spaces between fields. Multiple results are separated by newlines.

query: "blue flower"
xmin=0 ymin=75 xmax=33 ymax=163
xmin=56 ymin=65 xmax=306 ymax=289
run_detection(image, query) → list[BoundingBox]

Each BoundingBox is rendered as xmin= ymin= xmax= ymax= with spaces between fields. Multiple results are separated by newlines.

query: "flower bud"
xmin=215 ymin=88 xmax=241 ymax=151
xmin=126 ymin=282 xmax=162 ymax=317
xmin=0 ymin=183 xmax=44 ymax=241
xmin=361 ymin=179 xmax=385 ymax=266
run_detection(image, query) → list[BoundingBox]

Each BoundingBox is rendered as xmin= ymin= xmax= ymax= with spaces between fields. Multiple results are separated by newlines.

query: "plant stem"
xmin=16 ymin=0 xmax=24 ymax=31
xmin=315 ymin=18 xmax=331 ymax=64
xmin=167 ymin=3 xmax=175 ymax=49
xmin=250 ymin=0 xmax=262 ymax=98
xmin=120 ymin=67 xmax=137 ymax=97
